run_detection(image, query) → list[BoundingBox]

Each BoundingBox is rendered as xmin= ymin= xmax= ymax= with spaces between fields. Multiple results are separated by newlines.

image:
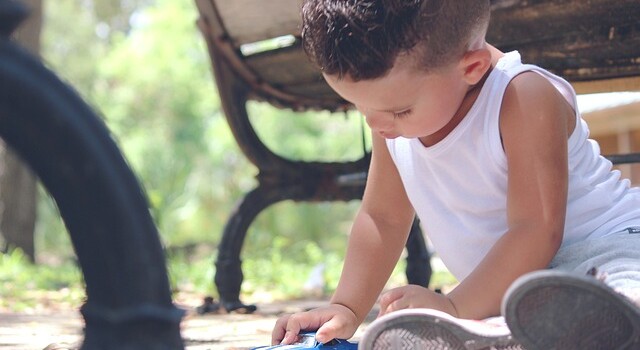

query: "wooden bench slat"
xmin=281 ymin=82 xmax=341 ymax=99
xmin=214 ymin=0 xmax=302 ymax=47
xmin=489 ymin=0 xmax=640 ymax=85
xmin=489 ymin=0 xmax=639 ymax=46
xmin=244 ymin=46 xmax=322 ymax=86
xmin=197 ymin=0 xmax=640 ymax=111
xmin=515 ymin=36 xmax=640 ymax=81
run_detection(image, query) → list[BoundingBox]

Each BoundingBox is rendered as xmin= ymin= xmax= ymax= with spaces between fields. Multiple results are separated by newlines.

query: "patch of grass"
xmin=0 ymin=249 xmax=84 ymax=312
xmin=430 ymin=270 xmax=459 ymax=290
xmin=167 ymin=251 xmax=216 ymax=295
xmin=0 ymin=246 xmax=458 ymax=312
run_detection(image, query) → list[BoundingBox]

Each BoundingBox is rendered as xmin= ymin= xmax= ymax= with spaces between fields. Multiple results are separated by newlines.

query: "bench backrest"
xmin=195 ymin=0 xmax=640 ymax=112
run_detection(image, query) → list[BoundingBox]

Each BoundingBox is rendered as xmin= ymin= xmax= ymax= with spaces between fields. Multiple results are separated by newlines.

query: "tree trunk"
xmin=0 ymin=0 xmax=42 ymax=262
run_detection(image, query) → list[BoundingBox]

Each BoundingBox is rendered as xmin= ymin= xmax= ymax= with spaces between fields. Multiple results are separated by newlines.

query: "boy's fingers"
xmin=282 ymin=329 xmax=300 ymax=345
xmin=384 ymin=299 xmax=408 ymax=315
xmin=273 ymin=305 xmax=358 ymax=345
xmin=315 ymin=317 xmax=345 ymax=344
xmin=377 ymin=288 xmax=404 ymax=316
xmin=271 ymin=315 xmax=290 ymax=345
xmin=379 ymin=288 xmax=404 ymax=307
xmin=281 ymin=318 xmax=302 ymax=345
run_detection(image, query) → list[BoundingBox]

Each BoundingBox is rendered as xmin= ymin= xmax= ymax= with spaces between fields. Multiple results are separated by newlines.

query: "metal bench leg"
xmin=214 ymin=186 xmax=283 ymax=313
xmin=0 ymin=6 xmax=183 ymax=348
xmin=405 ymin=218 xmax=432 ymax=288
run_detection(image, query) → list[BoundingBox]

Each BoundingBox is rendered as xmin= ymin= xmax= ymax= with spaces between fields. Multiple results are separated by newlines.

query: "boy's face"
xmin=324 ymin=58 xmax=470 ymax=142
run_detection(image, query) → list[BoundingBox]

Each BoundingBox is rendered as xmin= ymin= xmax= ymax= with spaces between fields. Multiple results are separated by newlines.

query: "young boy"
xmin=272 ymin=0 xmax=640 ymax=348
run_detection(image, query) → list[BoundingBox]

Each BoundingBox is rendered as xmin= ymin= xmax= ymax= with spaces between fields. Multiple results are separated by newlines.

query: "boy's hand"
xmin=271 ymin=303 xmax=359 ymax=345
xmin=378 ymin=285 xmax=458 ymax=318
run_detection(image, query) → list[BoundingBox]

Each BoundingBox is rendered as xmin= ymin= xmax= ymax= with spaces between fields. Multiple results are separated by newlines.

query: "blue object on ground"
xmin=251 ymin=332 xmax=358 ymax=349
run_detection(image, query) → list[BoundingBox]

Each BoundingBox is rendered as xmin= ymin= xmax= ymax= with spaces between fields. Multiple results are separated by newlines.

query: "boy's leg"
xmin=502 ymin=270 xmax=640 ymax=350
xmin=358 ymin=308 xmax=523 ymax=350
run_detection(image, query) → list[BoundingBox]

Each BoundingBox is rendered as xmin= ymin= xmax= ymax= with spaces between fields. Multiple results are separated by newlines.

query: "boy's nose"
xmin=364 ymin=113 xmax=393 ymax=132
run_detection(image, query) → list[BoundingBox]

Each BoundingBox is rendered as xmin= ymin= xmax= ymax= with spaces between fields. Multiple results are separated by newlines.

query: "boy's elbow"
xmin=549 ymin=226 xmax=564 ymax=251
xmin=538 ymin=220 xmax=564 ymax=257
xmin=511 ymin=219 xmax=564 ymax=258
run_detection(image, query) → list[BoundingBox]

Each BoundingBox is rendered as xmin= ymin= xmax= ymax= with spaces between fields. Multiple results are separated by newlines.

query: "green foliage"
xmin=42 ymin=0 xmax=110 ymax=101
xmin=430 ymin=270 xmax=459 ymax=289
xmin=249 ymin=103 xmax=369 ymax=162
xmin=167 ymin=250 xmax=216 ymax=295
xmin=91 ymin=0 xmax=242 ymax=245
xmin=35 ymin=185 xmax=74 ymax=256
xmin=43 ymin=0 xmax=248 ymax=247
xmin=0 ymin=249 xmax=84 ymax=311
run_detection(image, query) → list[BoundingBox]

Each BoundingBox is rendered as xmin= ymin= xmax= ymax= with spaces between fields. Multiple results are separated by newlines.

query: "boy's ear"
xmin=460 ymin=48 xmax=492 ymax=85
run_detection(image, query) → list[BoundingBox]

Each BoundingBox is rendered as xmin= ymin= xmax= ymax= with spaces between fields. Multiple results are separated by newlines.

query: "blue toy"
xmin=251 ymin=332 xmax=358 ymax=349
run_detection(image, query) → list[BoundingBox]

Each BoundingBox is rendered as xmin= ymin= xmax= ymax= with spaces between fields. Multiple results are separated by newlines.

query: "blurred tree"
xmin=39 ymin=0 xmax=250 ymax=248
xmin=0 ymin=0 xmax=42 ymax=262
xmin=37 ymin=0 xmax=367 ymax=274
xmin=90 ymin=0 xmax=247 ymax=245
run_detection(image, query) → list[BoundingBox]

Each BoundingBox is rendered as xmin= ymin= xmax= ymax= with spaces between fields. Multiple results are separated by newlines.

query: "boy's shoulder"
xmin=507 ymin=71 xmax=557 ymax=97
xmin=502 ymin=71 xmax=570 ymax=115
xmin=498 ymin=68 xmax=576 ymax=150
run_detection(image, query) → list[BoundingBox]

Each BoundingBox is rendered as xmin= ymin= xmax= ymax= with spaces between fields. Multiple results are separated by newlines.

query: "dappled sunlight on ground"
xmin=0 ymin=257 xmax=455 ymax=349
xmin=0 ymin=291 xmax=368 ymax=350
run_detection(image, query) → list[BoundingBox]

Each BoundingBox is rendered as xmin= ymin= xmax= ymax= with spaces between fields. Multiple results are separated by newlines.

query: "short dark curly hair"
xmin=301 ymin=0 xmax=490 ymax=81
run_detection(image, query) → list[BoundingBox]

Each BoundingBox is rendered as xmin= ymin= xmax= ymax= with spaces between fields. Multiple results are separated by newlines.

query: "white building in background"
xmin=579 ymin=92 xmax=640 ymax=185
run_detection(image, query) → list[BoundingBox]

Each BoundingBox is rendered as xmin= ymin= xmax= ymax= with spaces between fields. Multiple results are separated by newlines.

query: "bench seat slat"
xmin=215 ymin=0 xmax=302 ymax=47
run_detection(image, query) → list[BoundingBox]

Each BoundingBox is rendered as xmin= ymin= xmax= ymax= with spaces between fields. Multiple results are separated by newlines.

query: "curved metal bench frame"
xmin=195 ymin=0 xmax=432 ymax=312
xmin=0 ymin=2 xmax=183 ymax=348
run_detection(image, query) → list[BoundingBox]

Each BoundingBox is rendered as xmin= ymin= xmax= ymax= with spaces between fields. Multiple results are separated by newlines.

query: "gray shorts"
xmin=549 ymin=228 xmax=640 ymax=296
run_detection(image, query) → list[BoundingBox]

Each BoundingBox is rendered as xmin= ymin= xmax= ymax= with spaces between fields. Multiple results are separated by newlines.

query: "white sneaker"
xmin=503 ymin=270 xmax=640 ymax=350
xmin=358 ymin=308 xmax=523 ymax=350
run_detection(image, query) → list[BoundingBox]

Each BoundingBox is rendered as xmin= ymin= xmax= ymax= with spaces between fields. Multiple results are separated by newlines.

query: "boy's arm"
xmin=320 ymin=131 xmax=416 ymax=338
xmin=447 ymin=71 xmax=576 ymax=319
xmin=275 ymin=131 xmax=415 ymax=344
xmin=333 ymin=131 xmax=416 ymax=318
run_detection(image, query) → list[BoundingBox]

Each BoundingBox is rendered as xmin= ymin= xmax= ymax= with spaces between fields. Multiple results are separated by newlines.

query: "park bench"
xmin=194 ymin=0 xmax=640 ymax=313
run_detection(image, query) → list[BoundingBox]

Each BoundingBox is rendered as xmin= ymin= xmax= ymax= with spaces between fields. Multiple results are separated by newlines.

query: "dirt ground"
xmin=0 ymin=297 xmax=374 ymax=350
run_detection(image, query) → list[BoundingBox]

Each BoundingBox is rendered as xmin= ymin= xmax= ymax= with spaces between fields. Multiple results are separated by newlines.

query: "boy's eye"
xmin=393 ymin=109 xmax=412 ymax=119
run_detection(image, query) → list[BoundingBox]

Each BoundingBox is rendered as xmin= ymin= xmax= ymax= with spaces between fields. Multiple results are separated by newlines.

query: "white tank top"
xmin=386 ymin=51 xmax=640 ymax=280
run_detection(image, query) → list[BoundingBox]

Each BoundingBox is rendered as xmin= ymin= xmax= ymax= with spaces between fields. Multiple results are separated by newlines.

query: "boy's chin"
xmin=379 ymin=131 xmax=400 ymax=139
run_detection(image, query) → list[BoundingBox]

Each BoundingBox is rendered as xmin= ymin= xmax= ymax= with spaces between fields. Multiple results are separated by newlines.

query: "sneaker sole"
xmin=503 ymin=270 xmax=640 ymax=350
xmin=358 ymin=309 xmax=521 ymax=350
